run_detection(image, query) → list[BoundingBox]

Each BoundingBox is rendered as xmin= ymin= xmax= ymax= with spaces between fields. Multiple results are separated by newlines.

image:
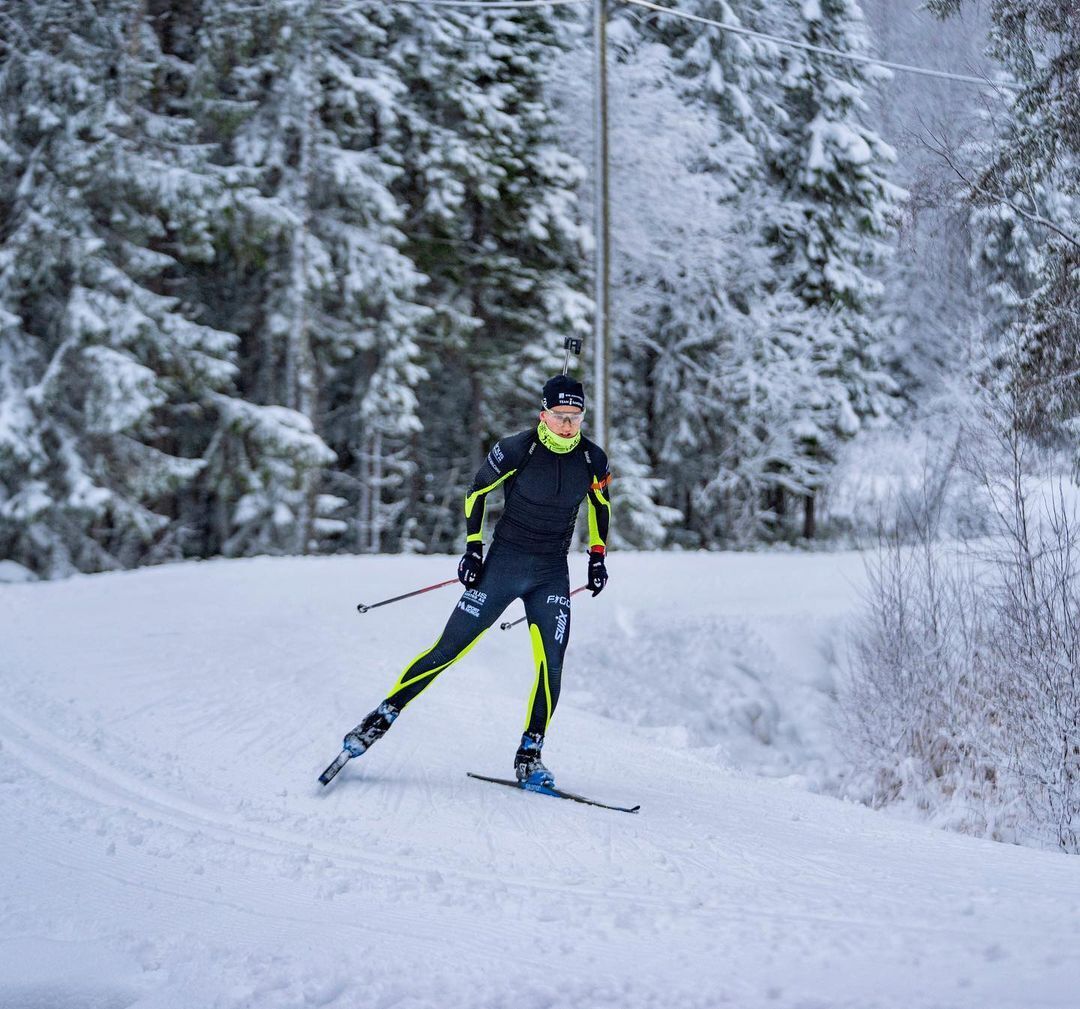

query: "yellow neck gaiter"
xmin=537 ymin=420 xmax=581 ymax=454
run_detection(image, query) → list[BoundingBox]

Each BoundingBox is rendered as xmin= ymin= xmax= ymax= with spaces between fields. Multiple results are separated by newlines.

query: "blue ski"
xmin=466 ymin=771 xmax=640 ymax=814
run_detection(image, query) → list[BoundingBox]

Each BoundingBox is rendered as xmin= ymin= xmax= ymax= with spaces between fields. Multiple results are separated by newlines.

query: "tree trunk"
xmin=370 ymin=430 xmax=383 ymax=554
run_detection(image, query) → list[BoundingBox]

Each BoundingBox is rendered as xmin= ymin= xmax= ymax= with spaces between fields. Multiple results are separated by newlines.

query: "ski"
xmin=318 ymin=748 xmax=352 ymax=787
xmin=466 ymin=771 xmax=640 ymax=814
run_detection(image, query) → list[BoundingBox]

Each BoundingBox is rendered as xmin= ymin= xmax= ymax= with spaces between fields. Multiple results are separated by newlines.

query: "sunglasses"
xmin=545 ymin=409 xmax=586 ymax=425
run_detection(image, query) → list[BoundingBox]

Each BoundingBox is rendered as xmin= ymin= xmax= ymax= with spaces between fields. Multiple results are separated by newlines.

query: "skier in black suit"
xmin=338 ymin=374 xmax=610 ymax=787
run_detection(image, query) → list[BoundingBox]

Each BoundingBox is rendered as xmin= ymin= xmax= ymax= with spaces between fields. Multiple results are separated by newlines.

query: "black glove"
xmin=457 ymin=542 xmax=483 ymax=587
xmin=587 ymin=549 xmax=608 ymax=596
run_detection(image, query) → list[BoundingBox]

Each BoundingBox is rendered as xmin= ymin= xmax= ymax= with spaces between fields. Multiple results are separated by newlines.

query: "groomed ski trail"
xmin=2 ymin=555 xmax=1079 ymax=1009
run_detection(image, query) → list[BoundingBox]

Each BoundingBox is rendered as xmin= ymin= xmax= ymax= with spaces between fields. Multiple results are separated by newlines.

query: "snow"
xmin=81 ymin=346 xmax=165 ymax=435
xmin=0 ymin=560 xmax=36 ymax=583
xmin=2 ymin=552 xmax=1079 ymax=1008
xmin=806 ymin=116 xmax=874 ymax=173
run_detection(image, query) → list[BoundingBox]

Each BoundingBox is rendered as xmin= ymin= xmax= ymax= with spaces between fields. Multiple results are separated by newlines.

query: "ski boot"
xmin=514 ymin=731 xmax=555 ymax=789
xmin=343 ymin=701 xmax=400 ymax=757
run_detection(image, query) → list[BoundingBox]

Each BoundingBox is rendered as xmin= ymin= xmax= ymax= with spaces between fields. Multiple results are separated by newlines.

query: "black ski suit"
xmin=382 ymin=426 xmax=611 ymax=736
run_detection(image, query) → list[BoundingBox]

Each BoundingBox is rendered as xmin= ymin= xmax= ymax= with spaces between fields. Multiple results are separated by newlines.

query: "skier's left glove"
xmin=587 ymin=549 xmax=608 ymax=597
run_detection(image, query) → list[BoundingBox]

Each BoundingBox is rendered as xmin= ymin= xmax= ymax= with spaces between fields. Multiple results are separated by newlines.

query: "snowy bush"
xmin=840 ymin=517 xmax=1018 ymax=841
xmin=841 ymin=403 xmax=1080 ymax=852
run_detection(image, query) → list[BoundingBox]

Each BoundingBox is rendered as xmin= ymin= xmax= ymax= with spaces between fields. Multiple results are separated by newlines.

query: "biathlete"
xmin=337 ymin=374 xmax=611 ymax=787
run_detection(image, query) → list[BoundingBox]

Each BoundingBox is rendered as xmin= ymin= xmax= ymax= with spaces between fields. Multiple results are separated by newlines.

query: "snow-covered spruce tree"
xmin=383 ymin=2 xmax=589 ymax=551
xmin=603 ymin=25 xmax=729 ymax=547
xmin=593 ymin=4 xmax=796 ymax=546
xmin=765 ymin=0 xmax=903 ymax=538
xmin=928 ymin=0 xmax=1080 ymax=452
xmin=540 ymin=30 xmax=679 ymax=548
xmin=654 ymin=0 xmax=791 ymax=172
xmin=0 ymin=1 xmax=237 ymax=577
xmin=709 ymin=293 xmax=848 ymax=544
xmin=190 ymin=0 xmax=428 ymax=555
xmin=599 ymin=1 xmax=873 ymax=546
xmin=306 ymin=1 xmax=432 ymax=555
xmin=856 ymin=1 xmax=991 ymax=411
xmin=961 ymin=132 xmax=1050 ymax=407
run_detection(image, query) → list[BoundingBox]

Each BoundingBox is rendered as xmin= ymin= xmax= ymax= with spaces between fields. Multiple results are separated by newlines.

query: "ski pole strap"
xmin=357 ymin=578 xmax=460 ymax=614
xmin=499 ymin=584 xmax=589 ymax=631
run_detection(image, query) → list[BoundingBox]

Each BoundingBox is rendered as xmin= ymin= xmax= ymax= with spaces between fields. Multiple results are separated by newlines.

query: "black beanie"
xmin=542 ymin=375 xmax=585 ymax=411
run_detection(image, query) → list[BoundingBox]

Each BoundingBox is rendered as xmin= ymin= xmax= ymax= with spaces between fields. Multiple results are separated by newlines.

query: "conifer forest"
xmin=0 ymin=0 xmax=1077 ymax=579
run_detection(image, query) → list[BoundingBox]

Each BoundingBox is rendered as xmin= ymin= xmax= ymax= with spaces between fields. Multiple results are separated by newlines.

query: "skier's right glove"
xmin=587 ymin=549 xmax=608 ymax=596
xmin=457 ymin=542 xmax=483 ymax=587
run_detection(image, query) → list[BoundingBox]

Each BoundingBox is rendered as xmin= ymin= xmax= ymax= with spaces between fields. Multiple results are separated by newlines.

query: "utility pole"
xmin=592 ymin=0 xmax=611 ymax=449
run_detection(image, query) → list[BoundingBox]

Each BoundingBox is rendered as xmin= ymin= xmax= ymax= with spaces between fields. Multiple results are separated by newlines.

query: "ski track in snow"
xmin=2 ymin=554 xmax=1080 ymax=1008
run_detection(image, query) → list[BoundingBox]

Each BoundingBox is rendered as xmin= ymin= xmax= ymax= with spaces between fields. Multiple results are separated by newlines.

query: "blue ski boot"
xmin=514 ymin=731 xmax=555 ymax=789
xmin=343 ymin=701 xmax=400 ymax=757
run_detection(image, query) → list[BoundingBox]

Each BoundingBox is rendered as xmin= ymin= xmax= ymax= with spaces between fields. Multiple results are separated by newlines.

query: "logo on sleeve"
xmin=487 ymin=443 xmax=505 ymax=471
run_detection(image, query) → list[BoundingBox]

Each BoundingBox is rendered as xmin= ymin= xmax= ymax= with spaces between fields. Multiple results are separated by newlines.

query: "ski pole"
xmin=499 ymin=585 xmax=589 ymax=630
xmin=357 ymin=578 xmax=459 ymax=614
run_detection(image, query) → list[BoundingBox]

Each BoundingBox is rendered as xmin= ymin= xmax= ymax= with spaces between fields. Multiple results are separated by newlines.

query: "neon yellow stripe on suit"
xmin=387 ymin=631 xmax=486 ymax=706
xmin=525 ymin=622 xmax=552 ymax=730
xmin=464 ymin=470 xmax=516 ymax=520
xmin=588 ymin=493 xmax=602 ymax=549
xmin=587 ymin=474 xmax=608 ymax=549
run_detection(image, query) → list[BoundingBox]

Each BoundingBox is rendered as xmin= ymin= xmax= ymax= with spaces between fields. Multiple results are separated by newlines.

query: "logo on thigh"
xmin=555 ymin=609 xmax=568 ymax=644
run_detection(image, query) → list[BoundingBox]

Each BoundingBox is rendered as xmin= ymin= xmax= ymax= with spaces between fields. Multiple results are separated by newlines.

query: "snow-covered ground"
xmin=2 ymin=552 xmax=1079 ymax=1008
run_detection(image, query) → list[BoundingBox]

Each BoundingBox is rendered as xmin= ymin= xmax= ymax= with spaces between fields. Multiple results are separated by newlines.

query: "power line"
xmin=384 ymin=0 xmax=1020 ymax=92
xmin=618 ymin=0 xmax=1020 ymax=91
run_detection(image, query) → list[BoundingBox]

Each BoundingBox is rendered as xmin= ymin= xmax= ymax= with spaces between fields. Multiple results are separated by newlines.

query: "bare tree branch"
xmin=921 ymin=132 xmax=1080 ymax=251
